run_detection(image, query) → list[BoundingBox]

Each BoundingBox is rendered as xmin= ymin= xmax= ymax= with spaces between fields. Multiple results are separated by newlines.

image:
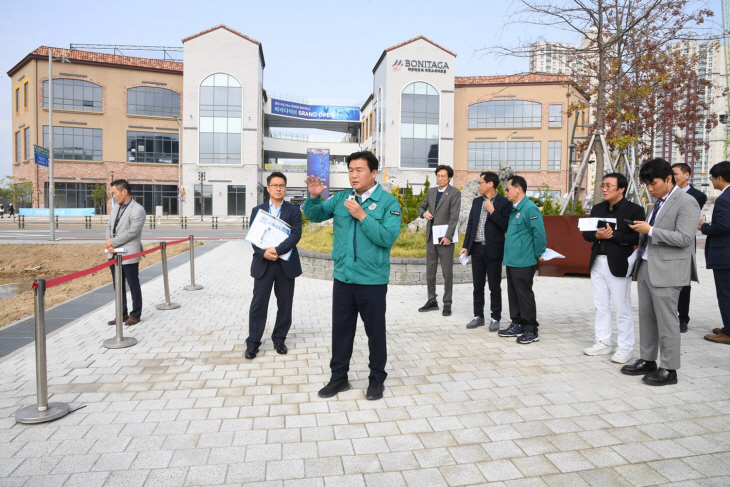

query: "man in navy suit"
xmin=672 ymin=163 xmax=708 ymax=332
xmin=461 ymin=171 xmax=511 ymax=331
xmin=701 ymin=161 xmax=730 ymax=344
xmin=246 ymin=172 xmax=302 ymax=359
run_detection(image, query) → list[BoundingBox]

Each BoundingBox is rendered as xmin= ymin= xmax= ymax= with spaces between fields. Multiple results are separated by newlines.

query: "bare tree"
xmin=486 ymin=0 xmax=719 ymax=204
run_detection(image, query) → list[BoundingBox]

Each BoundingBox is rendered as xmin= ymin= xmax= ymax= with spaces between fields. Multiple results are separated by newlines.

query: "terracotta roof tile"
xmin=8 ymin=46 xmax=182 ymax=77
xmin=373 ymin=35 xmax=456 ymax=73
xmin=181 ymin=25 xmax=265 ymax=67
xmin=181 ymin=24 xmax=261 ymax=45
xmin=455 ymin=73 xmax=574 ymax=85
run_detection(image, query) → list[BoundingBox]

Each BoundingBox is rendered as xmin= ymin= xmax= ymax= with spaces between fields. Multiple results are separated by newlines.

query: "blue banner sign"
xmin=20 ymin=208 xmax=96 ymax=216
xmin=307 ymin=149 xmax=330 ymax=200
xmin=271 ymin=99 xmax=360 ymax=121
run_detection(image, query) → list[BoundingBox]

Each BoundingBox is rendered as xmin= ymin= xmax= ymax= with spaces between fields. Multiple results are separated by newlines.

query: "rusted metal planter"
xmin=538 ymin=215 xmax=592 ymax=277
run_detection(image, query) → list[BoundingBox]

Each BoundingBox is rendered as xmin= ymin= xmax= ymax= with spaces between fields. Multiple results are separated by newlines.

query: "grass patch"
xmin=298 ymin=225 xmax=463 ymax=258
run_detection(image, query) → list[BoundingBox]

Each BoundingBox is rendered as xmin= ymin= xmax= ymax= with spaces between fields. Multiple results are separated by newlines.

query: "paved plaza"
xmin=0 ymin=240 xmax=729 ymax=486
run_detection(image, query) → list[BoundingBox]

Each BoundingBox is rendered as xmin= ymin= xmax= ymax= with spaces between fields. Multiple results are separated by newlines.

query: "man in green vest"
xmin=304 ymin=151 xmax=401 ymax=401
xmin=498 ymin=175 xmax=546 ymax=344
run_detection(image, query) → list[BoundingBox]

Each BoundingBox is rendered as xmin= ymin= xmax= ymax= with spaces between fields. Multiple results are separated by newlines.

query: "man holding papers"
xmin=582 ymin=173 xmax=645 ymax=364
xmin=245 ymin=172 xmax=302 ymax=360
xmin=461 ymin=171 xmax=511 ymax=331
xmin=417 ymin=165 xmax=461 ymax=316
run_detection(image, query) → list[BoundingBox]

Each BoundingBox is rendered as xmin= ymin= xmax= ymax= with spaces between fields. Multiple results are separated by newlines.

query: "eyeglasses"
xmin=269 ymin=184 xmax=286 ymax=189
xmin=599 ymin=183 xmax=616 ymax=189
xmin=504 ymin=186 xmax=516 ymax=191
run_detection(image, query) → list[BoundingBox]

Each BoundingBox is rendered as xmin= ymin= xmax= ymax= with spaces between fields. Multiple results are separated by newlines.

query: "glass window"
xmin=548 ymin=141 xmax=562 ymax=170
xmin=467 ymin=141 xmax=541 ymax=170
xmin=15 ymin=88 xmax=20 ymax=112
xmin=129 ymin=184 xmax=178 ymax=215
xmin=127 ymin=86 xmax=181 ymax=117
xmin=15 ymin=131 xmax=21 ymax=162
xmin=200 ymin=73 xmax=242 ymax=165
xmin=43 ymin=126 xmax=103 ymax=161
xmin=549 ymin=104 xmax=562 ymax=127
xmin=468 ymin=100 xmax=541 ymax=127
xmin=194 ymin=184 xmax=213 ymax=215
xmin=228 ymin=185 xmax=246 ymax=215
xmin=127 ymin=131 xmax=178 ymax=164
xmin=24 ymin=127 xmax=30 ymax=160
xmin=43 ymin=182 xmax=98 ymax=210
xmin=43 ymin=79 xmax=102 ymax=112
xmin=24 ymin=82 xmax=29 ymax=108
xmin=401 ymin=82 xmax=439 ymax=168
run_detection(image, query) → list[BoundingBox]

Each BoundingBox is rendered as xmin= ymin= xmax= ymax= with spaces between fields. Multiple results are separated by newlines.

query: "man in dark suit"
xmin=622 ymin=158 xmax=700 ymax=385
xmin=246 ymin=172 xmax=302 ymax=359
xmin=461 ymin=171 xmax=511 ymax=331
xmin=417 ymin=165 xmax=461 ymax=316
xmin=672 ymin=163 xmax=707 ymax=332
xmin=701 ymin=161 xmax=730 ymax=344
xmin=582 ymin=173 xmax=645 ymax=364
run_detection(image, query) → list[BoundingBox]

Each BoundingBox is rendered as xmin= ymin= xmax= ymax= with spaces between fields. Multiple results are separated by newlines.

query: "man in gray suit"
xmin=106 ymin=179 xmax=146 ymax=326
xmin=622 ymin=158 xmax=700 ymax=386
xmin=418 ymin=165 xmax=461 ymax=316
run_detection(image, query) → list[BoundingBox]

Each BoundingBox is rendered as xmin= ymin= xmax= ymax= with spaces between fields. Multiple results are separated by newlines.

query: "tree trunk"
xmin=592 ymin=1 xmax=607 ymax=206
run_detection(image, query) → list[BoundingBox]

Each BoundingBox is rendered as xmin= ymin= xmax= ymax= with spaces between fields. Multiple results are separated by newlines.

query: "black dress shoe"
xmin=442 ymin=305 xmax=451 ymax=317
xmin=245 ymin=347 xmax=259 ymax=360
xmin=680 ymin=320 xmax=688 ymax=333
xmin=318 ymin=378 xmax=350 ymax=398
xmin=366 ymin=377 xmax=384 ymax=400
xmin=274 ymin=342 xmax=288 ymax=355
xmin=418 ymin=301 xmax=439 ymax=312
xmin=108 ymin=314 xmax=129 ymax=325
xmin=620 ymin=359 xmax=658 ymax=376
xmin=642 ymin=368 xmax=678 ymax=386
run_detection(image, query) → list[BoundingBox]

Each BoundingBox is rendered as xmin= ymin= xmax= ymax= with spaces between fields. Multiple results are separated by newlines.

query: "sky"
xmin=0 ymin=0 xmax=724 ymax=179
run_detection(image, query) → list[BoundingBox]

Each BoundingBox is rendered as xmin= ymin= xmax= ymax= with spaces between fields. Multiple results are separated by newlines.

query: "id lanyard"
xmin=269 ymin=202 xmax=282 ymax=219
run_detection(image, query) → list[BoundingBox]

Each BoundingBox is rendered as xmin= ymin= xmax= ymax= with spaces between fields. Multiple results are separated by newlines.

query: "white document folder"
xmin=432 ymin=225 xmax=459 ymax=245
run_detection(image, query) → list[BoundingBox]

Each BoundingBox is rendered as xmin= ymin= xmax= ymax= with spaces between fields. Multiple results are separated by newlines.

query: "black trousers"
xmin=714 ymin=269 xmax=730 ymax=335
xmin=109 ymin=263 xmax=142 ymax=318
xmin=678 ymin=285 xmax=691 ymax=324
xmin=506 ymin=265 xmax=539 ymax=333
xmin=331 ymin=279 xmax=388 ymax=383
xmin=471 ymin=244 xmax=503 ymax=321
xmin=247 ymin=260 xmax=295 ymax=348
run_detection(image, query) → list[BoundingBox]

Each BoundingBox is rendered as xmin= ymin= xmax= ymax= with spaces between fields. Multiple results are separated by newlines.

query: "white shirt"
xmin=438 ymin=185 xmax=447 ymax=193
xmin=681 ymin=185 xmax=690 ymax=193
xmin=358 ymin=182 xmax=379 ymax=203
xmin=721 ymin=185 xmax=729 ymax=195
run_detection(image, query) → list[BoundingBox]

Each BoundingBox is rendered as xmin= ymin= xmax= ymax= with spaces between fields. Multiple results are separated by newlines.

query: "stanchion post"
xmin=15 ymin=279 xmax=70 ymax=423
xmin=55 ymin=215 xmax=58 ymax=229
xmin=183 ymin=235 xmax=203 ymax=291
xmin=104 ymin=254 xmax=137 ymax=349
xmin=156 ymin=241 xmax=181 ymax=310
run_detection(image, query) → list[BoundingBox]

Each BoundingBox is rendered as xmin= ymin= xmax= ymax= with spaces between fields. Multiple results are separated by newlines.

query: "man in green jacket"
xmin=498 ymin=175 xmax=547 ymax=344
xmin=303 ymin=151 xmax=401 ymax=400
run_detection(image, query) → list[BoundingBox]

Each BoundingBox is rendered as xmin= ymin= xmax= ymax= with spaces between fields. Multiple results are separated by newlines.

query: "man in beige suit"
xmin=105 ymin=179 xmax=146 ymax=326
xmin=622 ymin=158 xmax=700 ymax=386
xmin=417 ymin=165 xmax=461 ymax=316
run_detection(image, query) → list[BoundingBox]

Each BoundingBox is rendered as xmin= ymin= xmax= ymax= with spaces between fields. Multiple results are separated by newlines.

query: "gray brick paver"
xmin=0 ymin=242 xmax=728 ymax=486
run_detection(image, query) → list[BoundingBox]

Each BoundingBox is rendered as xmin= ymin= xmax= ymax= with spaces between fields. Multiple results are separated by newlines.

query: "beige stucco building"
xmin=453 ymin=74 xmax=590 ymax=199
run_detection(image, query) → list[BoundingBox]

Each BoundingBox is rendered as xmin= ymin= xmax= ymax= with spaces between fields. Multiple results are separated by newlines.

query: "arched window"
xmin=127 ymin=86 xmax=180 ymax=117
xmin=199 ymin=73 xmax=242 ymax=165
xmin=401 ymin=82 xmax=438 ymax=168
xmin=468 ymin=100 xmax=542 ymax=127
xmin=43 ymin=79 xmax=102 ymax=112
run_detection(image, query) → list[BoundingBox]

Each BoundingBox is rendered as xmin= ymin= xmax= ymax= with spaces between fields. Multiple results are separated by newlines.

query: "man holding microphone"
xmin=304 ymin=151 xmax=401 ymax=401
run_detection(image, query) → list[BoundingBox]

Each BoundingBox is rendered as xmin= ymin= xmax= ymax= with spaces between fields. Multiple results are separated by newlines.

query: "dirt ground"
xmin=0 ymin=242 xmax=198 ymax=327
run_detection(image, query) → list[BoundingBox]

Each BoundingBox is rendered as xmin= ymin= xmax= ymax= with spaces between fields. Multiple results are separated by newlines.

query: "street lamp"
xmin=504 ymin=130 xmax=518 ymax=167
xmin=47 ymin=48 xmax=71 ymax=241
